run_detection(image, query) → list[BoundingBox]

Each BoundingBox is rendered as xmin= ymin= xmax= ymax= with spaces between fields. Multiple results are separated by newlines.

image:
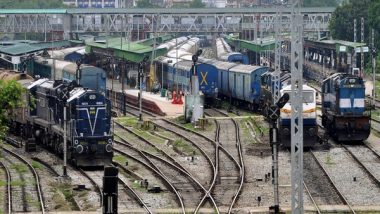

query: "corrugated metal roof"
xmin=0 ymin=43 xmax=43 ymax=55
xmin=67 ymin=7 xmax=335 ymax=14
xmin=0 ymin=9 xmax=67 ymax=14
xmin=0 ymin=40 xmax=73 ymax=56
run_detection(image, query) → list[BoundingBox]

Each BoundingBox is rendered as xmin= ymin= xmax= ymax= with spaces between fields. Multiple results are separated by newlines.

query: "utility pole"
xmin=372 ymin=28 xmax=377 ymax=106
xmin=354 ymin=18 xmax=357 ymax=72
xmin=270 ymin=2 xmax=283 ymax=212
xmin=361 ymin=17 xmax=365 ymax=76
xmin=63 ymin=104 xmax=67 ymax=177
xmin=138 ymin=56 xmax=149 ymax=122
xmin=290 ymin=0 xmax=304 ymax=213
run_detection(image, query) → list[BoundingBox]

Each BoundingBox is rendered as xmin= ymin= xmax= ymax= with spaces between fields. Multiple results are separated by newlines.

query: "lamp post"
xmin=138 ymin=56 xmax=149 ymax=122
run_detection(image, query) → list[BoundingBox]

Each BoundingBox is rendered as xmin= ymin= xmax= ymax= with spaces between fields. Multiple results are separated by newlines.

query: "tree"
xmin=0 ymin=80 xmax=25 ymax=139
xmin=329 ymin=0 xmax=371 ymax=42
xmin=189 ymin=0 xmax=205 ymax=8
xmin=303 ymin=0 xmax=340 ymax=7
xmin=136 ymin=0 xmax=156 ymax=8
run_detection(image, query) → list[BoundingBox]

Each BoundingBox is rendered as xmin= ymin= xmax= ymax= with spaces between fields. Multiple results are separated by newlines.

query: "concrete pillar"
xmin=63 ymin=14 xmax=72 ymax=40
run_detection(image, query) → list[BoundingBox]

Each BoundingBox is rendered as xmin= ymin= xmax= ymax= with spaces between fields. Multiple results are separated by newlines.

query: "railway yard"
xmin=1 ymin=102 xmax=380 ymax=213
xmin=1 ymin=2 xmax=380 ymax=213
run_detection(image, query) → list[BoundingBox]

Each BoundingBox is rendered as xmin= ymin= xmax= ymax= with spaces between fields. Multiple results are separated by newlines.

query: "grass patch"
xmin=26 ymin=192 xmax=40 ymax=209
xmin=10 ymin=180 xmax=26 ymax=187
xmin=113 ymin=155 xmax=127 ymax=164
xmin=325 ymin=154 xmax=335 ymax=165
xmin=51 ymin=181 xmax=77 ymax=211
xmin=117 ymin=117 xmax=138 ymax=127
xmin=0 ymin=180 xmax=6 ymax=187
xmin=172 ymin=139 xmax=197 ymax=155
xmin=132 ymin=181 xmax=144 ymax=189
xmin=31 ymin=161 xmax=43 ymax=170
xmin=11 ymin=163 xmax=28 ymax=173
xmin=371 ymin=108 xmax=380 ymax=120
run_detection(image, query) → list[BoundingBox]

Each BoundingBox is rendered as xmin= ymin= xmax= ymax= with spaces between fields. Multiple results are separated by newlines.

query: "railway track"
xmin=197 ymin=108 xmax=245 ymax=213
xmin=113 ymin=144 xmax=186 ymax=213
xmin=303 ymin=151 xmax=352 ymax=213
xmin=342 ymin=144 xmax=380 ymax=187
xmin=0 ymin=160 xmax=11 ymax=214
xmin=114 ymin=129 xmax=219 ymax=213
xmin=304 ymin=151 xmax=356 ymax=213
xmin=1 ymin=147 xmax=45 ymax=213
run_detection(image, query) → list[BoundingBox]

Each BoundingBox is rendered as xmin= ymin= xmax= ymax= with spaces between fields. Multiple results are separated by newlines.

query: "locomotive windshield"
xmin=283 ymin=91 xmax=314 ymax=103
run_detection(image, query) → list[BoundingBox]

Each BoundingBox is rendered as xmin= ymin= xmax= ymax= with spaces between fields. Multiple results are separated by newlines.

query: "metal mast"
xmin=271 ymin=2 xmax=283 ymax=212
xmin=290 ymin=0 xmax=304 ymax=213
xmin=361 ymin=17 xmax=365 ymax=75
xmin=354 ymin=19 xmax=357 ymax=70
xmin=372 ymin=28 xmax=376 ymax=106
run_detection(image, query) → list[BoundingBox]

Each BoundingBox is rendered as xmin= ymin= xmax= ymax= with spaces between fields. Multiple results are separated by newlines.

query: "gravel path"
xmin=313 ymin=147 xmax=380 ymax=205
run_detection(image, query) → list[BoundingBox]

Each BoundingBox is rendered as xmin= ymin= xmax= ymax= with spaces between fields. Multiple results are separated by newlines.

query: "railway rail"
xmin=113 ymin=145 xmax=186 ymax=213
xmin=78 ymin=169 xmax=103 ymax=206
xmin=193 ymin=108 xmax=245 ymax=213
xmin=0 ymin=160 xmax=11 ymax=214
xmin=310 ymin=150 xmax=357 ymax=213
xmin=1 ymin=146 xmax=45 ymax=213
xmin=114 ymin=129 xmax=219 ymax=213
xmin=342 ymin=144 xmax=380 ymax=187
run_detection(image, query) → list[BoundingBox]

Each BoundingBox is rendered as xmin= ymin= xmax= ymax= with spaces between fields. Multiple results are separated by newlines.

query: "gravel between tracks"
xmin=313 ymin=147 xmax=380 ymax=205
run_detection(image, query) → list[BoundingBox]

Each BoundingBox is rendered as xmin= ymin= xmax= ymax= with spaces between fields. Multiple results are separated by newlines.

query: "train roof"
xmin=27 ymin=78 xmax=49 ymax=90
xmin=210 ymin=60 xmax=237 ymax=70
xmin=229 ymin=64 xmax=266 ymax=74
xmin=67 ymin=87 xmax=87 ymax=102
xmin=0 ymin=70 xmax=33 ymax=81
xmin=174 ymin=60 xmax=193 ymax=70
xmin=281 ymin=84 xmax=316 ymax=92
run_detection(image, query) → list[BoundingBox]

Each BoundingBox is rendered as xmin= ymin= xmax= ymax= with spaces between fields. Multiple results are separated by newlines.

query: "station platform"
xmin=124 ymin=89 xmax=183 ymax=117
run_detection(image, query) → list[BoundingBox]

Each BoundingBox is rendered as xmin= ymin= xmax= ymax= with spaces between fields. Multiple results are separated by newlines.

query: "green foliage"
xmin=31 ymin=161 xmax=43 ymax=170
xmin=0 ymin=80 xmax=26 ymax=139
xmin=329 ymin=0 xmax=380 ymax=51
xmin=11 ymin=163 xmax=28 ymax=173
xmin=303 ymin=0 xmax=339 ymax=7
xmin=0 ymin=0 xmax=67 ymax=9
xmin=189 ymin=0 xmax=205 ymax=8
xmin=136 ymin=0 xmax=156 ymax=8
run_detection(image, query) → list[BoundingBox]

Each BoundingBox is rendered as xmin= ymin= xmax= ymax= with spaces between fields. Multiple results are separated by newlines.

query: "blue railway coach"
xmin=228 ymin=64 xmax=269 ymax=109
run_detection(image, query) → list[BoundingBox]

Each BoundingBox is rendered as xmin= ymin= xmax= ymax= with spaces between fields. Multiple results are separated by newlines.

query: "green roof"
xmin=306 ymin=39 xmax=367 ymax=54
xmin=225 ymin=37 xmax=276 ymax=52
xmin=86 ymin=37 xmax=168 ymax=63
xmin=0 ymin=43 xmax=43 ymax=55
xmin=0 ymin=40 xmax=72 ymax=55
xmin=0 ymin=9 xmax=67 ymax=14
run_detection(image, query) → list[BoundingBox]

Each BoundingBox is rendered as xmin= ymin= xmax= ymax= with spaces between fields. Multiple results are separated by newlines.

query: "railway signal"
xmin=103 ymin=166 xmax=118 ymax=214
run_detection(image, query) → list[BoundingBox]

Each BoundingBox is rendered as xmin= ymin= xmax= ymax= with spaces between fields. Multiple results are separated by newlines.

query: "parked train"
xmin=216 ymin=38 xmax=249 ymax=64
xmin=32 ymin=57 xmax=107 ymax=95
xmin=2 ymin=70 xmax=113 ymax=167
xmin=321 ymin=73 xmax=370 ymax=141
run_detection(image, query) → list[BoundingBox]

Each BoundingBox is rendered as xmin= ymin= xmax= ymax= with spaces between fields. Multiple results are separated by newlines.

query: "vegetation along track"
xmin=112 ymin=141 xmax=186 ymax=213
xmin=0 ymin=159 xmax=11 ymax=214
xmin=204 ymin=108 xmax=245 ymax=213
xmin=310 ymin=150 xmax=357 ymax=213
xmin=342 ymin=144 xmax=380 ymax=187
xmin=0 ymin=146 xmax=45 ymax=213
xmin=303 ymin=151 xmax=351 ymax=213
xmin=113 ymin=126 xmax=219 ymax=213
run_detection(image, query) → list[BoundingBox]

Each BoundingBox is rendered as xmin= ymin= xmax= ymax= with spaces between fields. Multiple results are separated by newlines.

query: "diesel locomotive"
xmin=3 ymin=70 xmax=113 ymax=167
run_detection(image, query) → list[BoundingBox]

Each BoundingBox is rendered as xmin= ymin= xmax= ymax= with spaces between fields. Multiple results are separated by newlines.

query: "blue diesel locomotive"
xmin=322 ymin=73 xmax=370 ymax=141
xmin=5 ymin=70 xmax=113 ymax=167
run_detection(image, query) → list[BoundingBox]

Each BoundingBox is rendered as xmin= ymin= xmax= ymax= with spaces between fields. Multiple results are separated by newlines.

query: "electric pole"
xmin=270 ymin=2 xmax=283 ymax=212
xmin=290 ymin=0 xmax=304 ymax=213
xmin=372 ymin=28 xmax=377 ymax=107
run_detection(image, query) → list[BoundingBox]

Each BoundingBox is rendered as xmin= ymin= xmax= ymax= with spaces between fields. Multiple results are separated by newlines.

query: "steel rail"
xmin=113 ymin=146 xmax=186 ymax=214
xmin=310 ymin=150 xmax=356 ymax=214
xmin=2 ymin=147 xmax=45 ymax=214
xmin=342 ymin=145 xmax=380 ymax=188
xmin=0 ymin=160 xmax=12 ymax=214
xmin=78 ymin=169 xmax=103 ymax=206
xmin=117 ymin=176 xmax=153 ymax=214
xmin=303 ymin=181 xmax=321 ymax=214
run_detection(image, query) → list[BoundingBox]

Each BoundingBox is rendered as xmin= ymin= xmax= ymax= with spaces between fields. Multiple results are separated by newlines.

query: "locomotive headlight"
xmin=106 ymin=144 xmax=113 ymax=153
xmin=108 ymin=139 xmax=113 ymax=144
xmin=76 ymin=145 xmax=84 ymax=154
xmin=74 ymin=140 xmax=79 ymax=145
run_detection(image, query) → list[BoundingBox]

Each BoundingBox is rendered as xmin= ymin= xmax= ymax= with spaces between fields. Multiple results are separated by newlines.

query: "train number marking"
xmin=200 ymin=71 xmax=208 ymax=85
